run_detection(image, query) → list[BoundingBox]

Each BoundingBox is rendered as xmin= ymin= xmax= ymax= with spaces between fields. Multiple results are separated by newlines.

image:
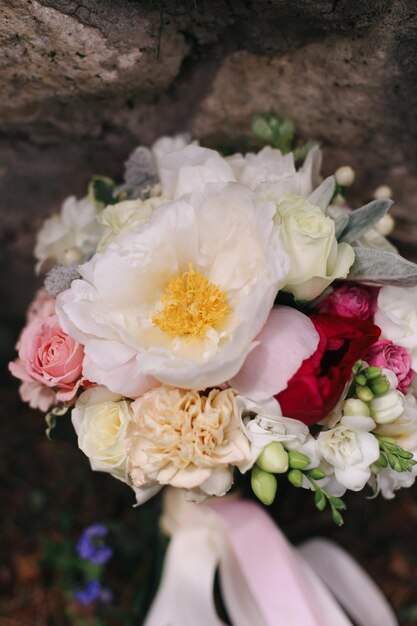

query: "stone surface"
xmin=1 ymin=0 xmax=417 ymax=330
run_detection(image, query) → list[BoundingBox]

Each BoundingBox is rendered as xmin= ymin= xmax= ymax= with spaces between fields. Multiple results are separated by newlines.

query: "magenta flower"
xmin=318 ymin=282 xmax=378 ymax=321
xmin=366 ymin=339 xmax=414 ymax=394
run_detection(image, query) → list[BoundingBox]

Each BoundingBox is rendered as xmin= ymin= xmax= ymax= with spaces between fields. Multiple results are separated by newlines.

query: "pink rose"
xmin=19 ymin=380 xmax=57 ymax=412
xmin=9 ymin=314 xmax=84 ymax=403
xmin=318 ymin=282 xmax=378 ymax=320
xmin=366 ymin=339 xmax=414 ymax=394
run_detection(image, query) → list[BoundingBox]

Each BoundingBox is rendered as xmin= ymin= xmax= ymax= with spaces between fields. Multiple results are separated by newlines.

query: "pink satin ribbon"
xmin=209 ymin=499 xmax=325 ymax=626
xmin=144 ymin=492 xmax=398 ymax=626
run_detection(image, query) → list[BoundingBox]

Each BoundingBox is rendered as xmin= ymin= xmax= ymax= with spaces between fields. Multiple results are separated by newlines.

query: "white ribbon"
xmin=144 ymin=491 xmax=398 ymax=626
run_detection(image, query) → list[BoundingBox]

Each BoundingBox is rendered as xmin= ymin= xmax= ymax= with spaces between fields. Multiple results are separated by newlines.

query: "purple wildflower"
xmin=76 ymin=524 xmax=113 ymax=565
xmin=75 ymin=579 xmax=102 ymax=605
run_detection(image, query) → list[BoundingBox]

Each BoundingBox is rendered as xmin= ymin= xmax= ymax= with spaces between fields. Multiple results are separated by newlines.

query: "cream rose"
xmin=96 ymin=197 xmax=163 ymax=252
xmin=127 ymin=386 xmax=251 ymax=498
xmin=275 ymin=195 xmax=355 ymax=300
xmin=72 ymin=386 xmax=132 ymax=482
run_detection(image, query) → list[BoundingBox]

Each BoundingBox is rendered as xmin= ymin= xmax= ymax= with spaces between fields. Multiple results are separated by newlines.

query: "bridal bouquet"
xmin=10 ymin=116 xmax=417 ymax=525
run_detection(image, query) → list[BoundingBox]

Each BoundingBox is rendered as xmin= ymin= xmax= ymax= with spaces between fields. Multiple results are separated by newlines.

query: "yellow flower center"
xmin=152 ymin=263 xmax=230 ymax=338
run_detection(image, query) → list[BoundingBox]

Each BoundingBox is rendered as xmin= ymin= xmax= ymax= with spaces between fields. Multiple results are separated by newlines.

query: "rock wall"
xmin=1 ymin=0 xmax=417 ymax=326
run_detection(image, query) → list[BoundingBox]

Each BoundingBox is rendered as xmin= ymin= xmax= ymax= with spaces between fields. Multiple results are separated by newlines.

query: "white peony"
xmin=57 ymin=182 xmax=289 ymax=397
xmin=227 ymin=145 xmax=321 ymax=199
xmin=35 ymin=196 xmax=102 ymax=272
xmin=72 ymin=386 xmax=132 ymax=482
xmin=157 ymin=144 xmax=235 ymax=199
xmin=375 ymin=286 xmax=417 ymax=372
xmin=151 ymin=133 xmax=193 ymax=181
xmin=127 ymin=386 xmax=251 ymax=499
xmin=317 ymin=415 xmax=380 ymax=491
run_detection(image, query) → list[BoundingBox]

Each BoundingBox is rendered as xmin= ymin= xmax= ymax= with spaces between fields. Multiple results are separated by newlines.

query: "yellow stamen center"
xmin=153 ymin=263 xmax=230 ymax=338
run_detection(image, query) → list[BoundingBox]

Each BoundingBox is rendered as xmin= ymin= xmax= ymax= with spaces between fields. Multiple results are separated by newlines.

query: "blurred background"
xmin=1 ymin=0 xmax=417 ymax=624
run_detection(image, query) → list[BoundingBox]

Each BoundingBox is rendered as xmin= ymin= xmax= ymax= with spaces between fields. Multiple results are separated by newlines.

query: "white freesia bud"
xmin=373 ymin=185 xmax=392 ymax=200
xmin=381 ymin=368 xmax=398 ymax=391
xmin=343 ymin=398 xmax=370 ymax=417
xmin=256 ymin=442 xmax=289 ymax=474
xmin=335 ymin=166 xmax=355 ymax=187
xmin=370 ymin=390 xmax=405 ymax=425
xmin=63 ymin=246 xmax=84 ymax=266
xmin=375 ymin=213 xmax=395 ymax=236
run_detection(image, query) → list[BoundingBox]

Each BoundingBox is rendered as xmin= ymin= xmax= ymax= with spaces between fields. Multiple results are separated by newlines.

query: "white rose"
xmin=127 ymin=386 xmax=251 ymax=499
xmin=35 ymin=196 xmax=102 ymax=272
xmin=317 ymin=415 xmax=380 ymax=491
xmin=227 ymin=145 xmax=321 ymax=199
xmin=57 ymin=182 xmax=289 ymax=397
xmin=275 ymin=195 xmax=355 ymax=300
xmin=72 ymin=386 xmax=132 ymax=482
xmin=375 ymin=286 xmax=417 ymax=371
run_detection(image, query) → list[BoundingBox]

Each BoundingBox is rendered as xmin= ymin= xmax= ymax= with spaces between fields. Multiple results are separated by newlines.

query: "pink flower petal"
xmin=230 ymin=306 xmax=319 ymax=401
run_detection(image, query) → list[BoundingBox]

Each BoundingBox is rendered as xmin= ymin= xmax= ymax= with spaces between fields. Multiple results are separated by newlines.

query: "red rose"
xmin=276 ymin=314 xmax=380 ymax=426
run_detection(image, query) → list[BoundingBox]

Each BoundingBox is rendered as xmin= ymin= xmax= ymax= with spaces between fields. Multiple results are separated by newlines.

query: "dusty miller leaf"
xmin=338 ymin=198 xmax=393 ymax=243
xmin=348 ymin=247 xmax=417 ymax=286
xmin=334 ymin=214 xmax=350 ymax=238
xmin=308 ymin=176 xmax=335 ymax=212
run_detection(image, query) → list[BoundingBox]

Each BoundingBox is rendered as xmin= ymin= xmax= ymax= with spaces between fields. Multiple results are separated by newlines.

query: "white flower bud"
xmin=373 ymin=185 xmax=392 ymax=200
xmin=335 ymin=166 xmax=355 ymax=187
xmin=343 ymin=398 xmax=370 ymax=417
xmin=256 ymin=442 xmax=289 ymax=474
xmin=375 ymin=213 xmax=395 ymax=236
xmin=63 ymin=246 xmax=83 ymax=266
xmin=370 ymin=390 xmax=405 ymax=425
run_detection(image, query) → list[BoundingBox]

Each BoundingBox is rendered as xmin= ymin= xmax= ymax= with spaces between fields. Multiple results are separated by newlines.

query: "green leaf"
xmin=331 ymin=507 xmax=344 ymax=526
xmin=251 ymin=112 xmax=295 ymax=153
xmin=314 ymin=490 xmax=327 ymax=511
xmin=329 ymin=496 xmax=346 ymax=511
xmin=88 ymin=175 xmax=118 ymax=208
xmin=347 ymin=247 xmax=417 ymax=286
xmin=308 ymin=176 xmax=336 ymax=212
xmin=338 ymin=198 xmax=393 ymax=244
